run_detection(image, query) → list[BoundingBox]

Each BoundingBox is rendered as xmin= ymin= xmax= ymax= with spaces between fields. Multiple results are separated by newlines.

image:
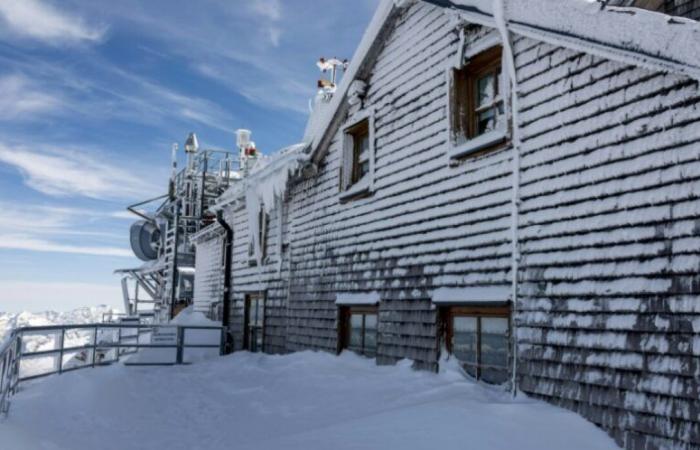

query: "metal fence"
xmin=0 ymin=322 xmax=224 ymax=416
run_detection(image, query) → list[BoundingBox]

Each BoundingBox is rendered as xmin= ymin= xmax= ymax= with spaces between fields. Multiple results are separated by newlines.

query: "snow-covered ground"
xmin=0 ymin=351 xmax=619 ymax=450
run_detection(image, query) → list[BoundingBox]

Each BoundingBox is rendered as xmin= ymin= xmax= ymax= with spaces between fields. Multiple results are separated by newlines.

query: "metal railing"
xmin=0 ymin=322 xmax=224 ymax=416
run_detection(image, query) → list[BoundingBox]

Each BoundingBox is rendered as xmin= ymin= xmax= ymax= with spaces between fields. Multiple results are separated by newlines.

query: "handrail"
xmin=0 ymin=322 xmax=225 ymax=417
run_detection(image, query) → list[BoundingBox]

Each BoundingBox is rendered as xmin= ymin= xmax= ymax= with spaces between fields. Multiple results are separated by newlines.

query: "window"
xmin=340 ymin=111 xmax=375 ymax=201
xmin=338 ymin=306 xmax=378 ymax=358
xmin=448 ymin=45 xmax=508 ymax=160
xmin=248 ymin=207 xmax=269 ymax=265
xmin=443 ymin=305 xmax=510 ymax=385
xmin=244 ymin=293 xmax=265 ymax=352
xmin=350 ymin=120 xmax=371 ymax=185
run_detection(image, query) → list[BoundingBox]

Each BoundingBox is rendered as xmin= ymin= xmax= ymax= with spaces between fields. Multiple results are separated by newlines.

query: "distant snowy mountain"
xmin=0 ymin=306 xmax=119 ymax=347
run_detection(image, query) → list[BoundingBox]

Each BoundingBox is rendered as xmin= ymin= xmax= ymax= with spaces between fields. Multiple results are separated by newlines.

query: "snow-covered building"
xmin=187 ymin=1 xmax=700 ymax=448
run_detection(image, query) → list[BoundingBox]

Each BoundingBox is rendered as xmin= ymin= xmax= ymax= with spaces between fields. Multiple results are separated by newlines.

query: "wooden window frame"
xmin=447 ymin=44 xmax=509 ymax=161
xmin=349 ymin=120 xmax=370 ymax=186
xmin=338 ymin=305 xmax=378 ymax=358
xmin=243 ymin=293 xmax=266 ymax=352
xmin=442 ymin=305 xmax=511 ymax=384
xmin=339 ymin=109 xmax=375 ymax=202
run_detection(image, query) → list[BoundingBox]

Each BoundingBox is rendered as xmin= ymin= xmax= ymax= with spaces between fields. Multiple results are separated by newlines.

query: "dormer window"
xmin=339 ymin=110 xmax=375 ymax=202
xmin=448 ymin=45 xmax=509 ymax=161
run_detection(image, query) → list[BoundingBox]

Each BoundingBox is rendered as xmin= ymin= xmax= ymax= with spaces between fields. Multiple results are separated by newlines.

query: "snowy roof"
xmin=306 ymin=0 xmax=700 ymax=160
xmin=429 ymin=0 xmax=700 ymax=77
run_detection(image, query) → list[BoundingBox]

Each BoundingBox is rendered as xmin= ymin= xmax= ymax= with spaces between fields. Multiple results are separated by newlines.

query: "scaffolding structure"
xmin=116 ymin=139 xmax=240 ymax=322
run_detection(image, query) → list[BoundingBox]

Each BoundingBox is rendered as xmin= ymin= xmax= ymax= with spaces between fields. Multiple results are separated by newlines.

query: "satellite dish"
xmin=130 ymin=220 xmax=161 ymax=261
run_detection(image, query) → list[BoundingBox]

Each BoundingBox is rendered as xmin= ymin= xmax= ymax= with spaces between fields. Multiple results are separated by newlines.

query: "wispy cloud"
xmin=0 ymin=143 xmax=158 ymax=200
xmin=0 ymin=0 xmax=106 ymax=44
xmin=249 ymin=0 xmax=282 ymax=46
xmin=0 ymin=201 xmax=131 ymax=257
xmin=0 ymin=234 xmax=132 ymax=257
xmin=0 ymin=73 xmax=63 ymax=120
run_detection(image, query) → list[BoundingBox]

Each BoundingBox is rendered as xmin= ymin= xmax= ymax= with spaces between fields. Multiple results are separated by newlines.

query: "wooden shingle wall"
xmin=285 ymin=4 xmax=514 ymax=370
xmin=222 ymin=2 xmax=699 ymax=448
xmin=192 ymin=234 xmax=224 ymax=315
xmin=227 ymin=201 xmax=291 ymax=355
xmin=513 ymin=36 xmax=700 ymax=449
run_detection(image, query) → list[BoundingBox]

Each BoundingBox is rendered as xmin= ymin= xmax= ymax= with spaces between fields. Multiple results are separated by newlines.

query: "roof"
xmin=306 ymin=0 xmax=700 ymax=160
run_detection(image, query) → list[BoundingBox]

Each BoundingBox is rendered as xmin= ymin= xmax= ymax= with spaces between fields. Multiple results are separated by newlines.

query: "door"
xmin=244 ymin=293 xmax=265 ymax=353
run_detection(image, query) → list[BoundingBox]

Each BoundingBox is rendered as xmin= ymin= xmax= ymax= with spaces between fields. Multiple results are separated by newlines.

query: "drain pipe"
xmin=494 ymin=0 xmax=522 ymax=396
xmin=216 ymin=210 xmax=234 ymax=353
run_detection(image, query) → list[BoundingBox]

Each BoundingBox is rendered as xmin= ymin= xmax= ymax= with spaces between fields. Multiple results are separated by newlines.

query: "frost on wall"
xmin=218 ymin=143 xmax=310 ymax=269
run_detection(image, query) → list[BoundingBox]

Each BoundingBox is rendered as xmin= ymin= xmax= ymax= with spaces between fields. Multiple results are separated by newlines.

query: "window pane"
xmin=452 ymin=316 xmax=477 ymax=378
xmin=480 ymin=317 xmax=509 ymax=385
xmin=359 ymin=160 xmax=370 ymax=178
xmin=364 ymin=314 xmax=377 ymax=357
xmin=477 ymin=108 xmax=497 ymax=135
xmin=476 ymin=74 xmax=496 ymax=109
xmin=349 ymin=314 xmax=363 ymax=352
xmin=358 ymin=133 xmax=369 ymax=154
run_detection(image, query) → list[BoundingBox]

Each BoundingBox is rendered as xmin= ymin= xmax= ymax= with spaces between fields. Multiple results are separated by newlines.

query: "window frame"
xmin=446 ymin=43 xmax=510 ymax=162
xmin=338 ymin=305 xmax=378 ymax=358
xmin=442 ymin=304 xmax=511 ymax=385
xmin=243 ymin=292 xmax=266 ymax=353
xmin=339 ymin=109 xmax=375 ymax=202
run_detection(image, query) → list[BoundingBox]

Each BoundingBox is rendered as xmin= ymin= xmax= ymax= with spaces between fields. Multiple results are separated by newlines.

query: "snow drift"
xmin=0 ymin=351 xmax=619 ymax=450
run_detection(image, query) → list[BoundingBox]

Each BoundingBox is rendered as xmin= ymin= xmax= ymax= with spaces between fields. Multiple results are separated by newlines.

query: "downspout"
xmin=216 ymin=210 xmax=234 ymax=354
xmin=494 ymin=0 xmax=522 ymax=396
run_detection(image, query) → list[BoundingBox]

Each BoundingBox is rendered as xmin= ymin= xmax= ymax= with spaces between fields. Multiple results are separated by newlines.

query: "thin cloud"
xmin=249 ymin=0 xmax=282 ymax=22
xmin=0 ymin=0 xmax=106 ymax=44
xmin=0 ymin=202 xmax=124 ymax=238
xmin=0 ymin=74 xmax=62 ymax=119
xmin=0 ymin=201 xmax=132 ymax=258
xmin=0 ymin=143 xmax=157 ymax=200
xmin=0 ymin=234 xmax=132 ymax=257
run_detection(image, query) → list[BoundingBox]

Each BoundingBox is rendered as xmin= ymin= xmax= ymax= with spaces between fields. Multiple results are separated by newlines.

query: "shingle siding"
xmin=217 ymin=2 xmax=699 ymax=448
xmin=513 ymin=35 xmax=700 ymax=449
xmin=193 ymin=234 xmax=224 ymax=315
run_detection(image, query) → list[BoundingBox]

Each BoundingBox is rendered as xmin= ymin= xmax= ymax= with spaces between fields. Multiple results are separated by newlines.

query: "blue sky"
xmin=0 ymin=0 xmax=377 ymax=312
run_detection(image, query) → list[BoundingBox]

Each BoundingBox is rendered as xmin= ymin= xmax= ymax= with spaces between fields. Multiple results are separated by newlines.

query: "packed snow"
xmin=0 ymin=350 xmax=619 ymax=450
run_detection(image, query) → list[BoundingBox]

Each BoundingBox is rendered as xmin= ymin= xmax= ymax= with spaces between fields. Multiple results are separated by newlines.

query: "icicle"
xmin=494 ymin=0 xmax=522 ymax=397
xmin=241 ymin=143 xmax=310 ymax=276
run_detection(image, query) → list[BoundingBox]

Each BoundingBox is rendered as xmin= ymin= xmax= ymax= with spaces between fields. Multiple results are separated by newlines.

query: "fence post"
xmin=176 ymin=327 xmax=185 ymax=365
xmin=91 ymin=326 xmax=98 ymax=368
xmin=58 ymin=329 xmax=65 ymax=374
xmin=219 ymin=328 xmax=225 ymax=356
xmin=11 ymin=334 xmax=22 ymax=394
